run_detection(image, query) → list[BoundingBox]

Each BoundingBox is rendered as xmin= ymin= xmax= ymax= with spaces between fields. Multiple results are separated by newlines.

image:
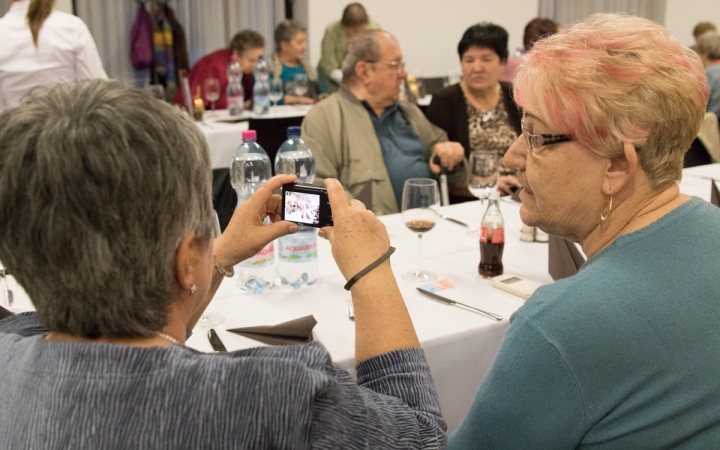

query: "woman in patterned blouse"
xmin=426 ymin=23 xmax=523 ymax=196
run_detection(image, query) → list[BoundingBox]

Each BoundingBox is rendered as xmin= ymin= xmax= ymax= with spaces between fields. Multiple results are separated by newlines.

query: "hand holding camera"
xmin=316 ymin=179 xmax=392 ymax=282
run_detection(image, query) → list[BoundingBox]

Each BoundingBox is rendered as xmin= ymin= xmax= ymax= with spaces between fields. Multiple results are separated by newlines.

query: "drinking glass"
xmin=269 ymin=77 xmax=284 ymax=109
xmin=204 ymin=78 xmax=220 ymax=112
xmin=401 ymin=178 xmax=440 ymax=282
xmin=197 ymin=211 xmax=225 ymax=328
xmin=294 ymin=73 xmax=309 ymax=97
xmin=467 ymin=150 xmax=499 ymax=236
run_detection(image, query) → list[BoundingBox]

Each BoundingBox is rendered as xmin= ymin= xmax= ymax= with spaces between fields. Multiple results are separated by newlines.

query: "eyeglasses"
xmin=368 ymin=60 xmax=406 ymax=74
xmin=521 ymin=118 xmax=573 ymax=154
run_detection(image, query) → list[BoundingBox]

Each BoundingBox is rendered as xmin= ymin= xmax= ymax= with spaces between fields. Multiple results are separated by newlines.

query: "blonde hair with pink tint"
xmin=514 ymin=14 xmax=709 ymax=189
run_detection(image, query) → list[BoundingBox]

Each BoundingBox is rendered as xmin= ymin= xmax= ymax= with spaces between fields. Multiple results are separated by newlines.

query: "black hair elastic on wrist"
xmin=343 ymin=247 xmax=396 ymax=291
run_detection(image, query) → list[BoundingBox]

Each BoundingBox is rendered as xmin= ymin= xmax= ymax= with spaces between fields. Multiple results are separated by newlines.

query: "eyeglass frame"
xmin=521 ymin=118 xmax=574 ymax=154
xmin=366 ymin=60 xmax=406 ymax=74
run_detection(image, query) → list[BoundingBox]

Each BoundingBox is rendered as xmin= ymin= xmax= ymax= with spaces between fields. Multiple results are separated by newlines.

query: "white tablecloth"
xmin=187 ymin=198 xmax=549 ymax=431
xmin=682 ymin=163 xmax=720 ymax=180
xmin=196 ymin=106 xmax=312 ymax=169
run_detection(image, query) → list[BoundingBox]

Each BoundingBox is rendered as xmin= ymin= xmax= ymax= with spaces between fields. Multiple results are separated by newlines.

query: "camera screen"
xmin=285 ymin=191 xmax=321 ymax=225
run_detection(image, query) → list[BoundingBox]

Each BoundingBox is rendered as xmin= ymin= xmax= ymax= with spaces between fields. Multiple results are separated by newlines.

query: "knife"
xmin=207 ymin=329 xmax=227 ymax=352
xmin=416 ymin=288 xmax=503 ymax=321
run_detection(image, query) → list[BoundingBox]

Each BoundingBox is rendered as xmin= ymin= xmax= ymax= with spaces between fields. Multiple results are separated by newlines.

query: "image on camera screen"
xmin=285 ymin=191 xmax=321 ymax=225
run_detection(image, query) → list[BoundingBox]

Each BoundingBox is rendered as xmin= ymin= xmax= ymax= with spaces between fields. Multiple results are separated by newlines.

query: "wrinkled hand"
xmin=318 ymin=179 xmax=391 ymax=280
xmin=498 ymin=175 xmax=522 ymax=196
xmin=429 ymin=141 xmax=464 ymax=173
xmin=213 ymin=174 xmax=299 ymax=268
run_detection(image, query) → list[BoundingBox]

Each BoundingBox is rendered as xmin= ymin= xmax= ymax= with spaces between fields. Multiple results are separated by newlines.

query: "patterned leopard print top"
xmin=466 ymin=89 xmax=518 ymax=176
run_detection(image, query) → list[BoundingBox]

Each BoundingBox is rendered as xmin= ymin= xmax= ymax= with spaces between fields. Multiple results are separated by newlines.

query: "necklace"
xmin=157 ymin=332 xmax=182 ymax=346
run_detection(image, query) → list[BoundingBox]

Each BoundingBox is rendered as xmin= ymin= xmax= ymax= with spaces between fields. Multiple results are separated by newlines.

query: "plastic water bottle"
xmin=230 ymin=130 xmax=275 ymax=293
xmin=275 ymin=126 xmax=318 ymax=288
xmin=274 ymin=126 xmax=316 ymax=183
xmin=252 ymin=56 xmax=271 ymax=115
xmin=227 ymin=55 xmax=244 ymax=116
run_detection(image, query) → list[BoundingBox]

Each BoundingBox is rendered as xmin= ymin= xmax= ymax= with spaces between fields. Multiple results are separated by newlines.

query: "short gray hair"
xmin=341 ymin=29 xmax=383 ymax=81
xmin=697 ymin=32 xmax=720 ymax=60
xmin=274 ymin=19 xmax=306 ymax=52
xmin=0 ymin=80 xmax=213 ymax=339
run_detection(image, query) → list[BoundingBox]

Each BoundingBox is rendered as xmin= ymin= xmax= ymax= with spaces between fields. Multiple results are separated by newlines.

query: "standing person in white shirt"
xmin=0 ymin=0 xmax=107 ymax=111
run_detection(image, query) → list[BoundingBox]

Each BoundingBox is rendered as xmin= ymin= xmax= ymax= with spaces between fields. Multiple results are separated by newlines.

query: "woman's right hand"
xmin=213 ymin=174 xmax=299 ymax=269
xmin=318 ymin=178 xmax=391 ymax=281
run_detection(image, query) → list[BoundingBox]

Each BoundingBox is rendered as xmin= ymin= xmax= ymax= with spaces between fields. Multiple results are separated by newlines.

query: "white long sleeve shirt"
xmin=0 ymin=0 xmax=107 ymax=111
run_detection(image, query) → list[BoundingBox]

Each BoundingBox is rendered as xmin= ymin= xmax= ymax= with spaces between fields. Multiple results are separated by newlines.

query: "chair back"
xmin=697 ymin=112 xmax=720 ymax=163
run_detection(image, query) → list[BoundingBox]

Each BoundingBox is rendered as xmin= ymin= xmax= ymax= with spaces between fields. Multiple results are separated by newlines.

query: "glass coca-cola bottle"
xmin=479 ymin=191 xmax=504 ymax=278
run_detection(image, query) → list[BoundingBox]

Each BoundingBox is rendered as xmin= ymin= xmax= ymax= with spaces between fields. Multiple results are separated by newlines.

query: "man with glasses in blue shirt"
xmin=302 ymin=30 xmax=466 ymax=215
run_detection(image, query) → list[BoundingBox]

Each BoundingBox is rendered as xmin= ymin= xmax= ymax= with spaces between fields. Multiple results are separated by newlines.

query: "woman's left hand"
xmin=213 ymin=174 xmax=300 ymax=268
xmin=284 ymin=95 xmax=315 ymax=105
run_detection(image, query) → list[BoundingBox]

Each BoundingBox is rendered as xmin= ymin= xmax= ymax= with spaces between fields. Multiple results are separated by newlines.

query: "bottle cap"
xmin=242 ymin=130 xmax=257 ymax=140
xmin=287 ymin=126 xmax=301 ymax=138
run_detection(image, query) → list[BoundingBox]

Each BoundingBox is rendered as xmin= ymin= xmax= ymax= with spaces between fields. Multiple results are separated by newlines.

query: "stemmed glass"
xmin=294 ymin=73 xmax=309 ymax=98
xmin=204 ymin=78 xmax=220 ymax=114
xmin=401 ymin=178 xmax=440 ymax=282
xmin=197 ymin=211 xmax=225 ymax=328
xmin=269 ymin=77 xmax=284 ymax=110
xmin=466 ymin=151 xmax=499 ymax=236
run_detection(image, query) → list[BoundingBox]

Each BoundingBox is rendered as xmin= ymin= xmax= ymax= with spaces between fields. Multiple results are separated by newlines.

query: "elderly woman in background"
xmin=0 ymin=0 xmax=106 ymax=111
xmin=425 ymin=23 xmax=522 ymax=197
xmin=0 ymin=81 xmax=446 ymax=448
xmin=696 ymin=32 xmax=720 ymax=120
xmin=449 ymin=14 xmax=720 ymax=449
xmin=272 ymin=19 xmax=326 ymax=105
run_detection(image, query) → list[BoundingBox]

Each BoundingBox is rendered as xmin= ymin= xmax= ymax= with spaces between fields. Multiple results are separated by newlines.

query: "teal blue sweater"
xmin=449 ymin=197 xmax=720 ymax=449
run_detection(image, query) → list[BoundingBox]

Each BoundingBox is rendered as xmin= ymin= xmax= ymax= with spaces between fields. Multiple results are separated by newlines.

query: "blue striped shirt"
xmin=0 ymin=313 xmax=446 ymax=449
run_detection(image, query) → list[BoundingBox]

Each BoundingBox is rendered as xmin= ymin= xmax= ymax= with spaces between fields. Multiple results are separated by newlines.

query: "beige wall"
xmin=303 ymin=0 xmax=539 ymax=78
xmin=665 ymin=0 xmax=720 ymax=47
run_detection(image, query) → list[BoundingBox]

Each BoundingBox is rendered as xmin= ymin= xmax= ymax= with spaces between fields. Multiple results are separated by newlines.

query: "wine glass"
xmin=401 ymin=178 xmax=440 ymax=282
xmin=197 ymin=211 xmax=225 ymax=328
xmin=204 ymin=78 xmax=220 ymax=113
xmin=269 ymin=77 xmax=284 ymax=110
xmin=294 ymin=73 xmax=309 ymax=98
xmin=467 ymin=150 xmax=499 ymax=236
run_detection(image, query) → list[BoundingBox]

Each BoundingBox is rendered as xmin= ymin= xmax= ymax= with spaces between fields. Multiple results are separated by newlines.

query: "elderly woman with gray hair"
xmin=0 ymin=80 xmax=446 ymax=448
xmin=272 ymin=19 xmax=327 ymax=105
xmin=448 ymin=14 xmax=720 ymax=449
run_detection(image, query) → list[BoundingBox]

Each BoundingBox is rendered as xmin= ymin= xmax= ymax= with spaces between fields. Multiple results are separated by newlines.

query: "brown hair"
xmin=693 ymin=21 xmax=717 ymax=39
xmin=523 ymin=18 xmax=558 ymax=50
xmin=27 ymin=0 xmax=55 ymax=47
xmin=341 ymin=3 xmax=369 ymax=28
xmin=229 ymin=30 xmax=266 ymax=56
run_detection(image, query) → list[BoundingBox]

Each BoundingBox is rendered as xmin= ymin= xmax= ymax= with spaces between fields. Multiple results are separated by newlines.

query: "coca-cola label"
xmin=279 ymin=234 xmax=317 ymax=263
xmin=238 ymin=242 xmax=275 ymax=268
xmin=480 ymin=226 xmax=505 ymax=244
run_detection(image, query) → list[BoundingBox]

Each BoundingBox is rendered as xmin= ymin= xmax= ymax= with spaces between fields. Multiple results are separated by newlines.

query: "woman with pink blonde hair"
xmin=449 ymin=14 xmax=720 ymax=449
